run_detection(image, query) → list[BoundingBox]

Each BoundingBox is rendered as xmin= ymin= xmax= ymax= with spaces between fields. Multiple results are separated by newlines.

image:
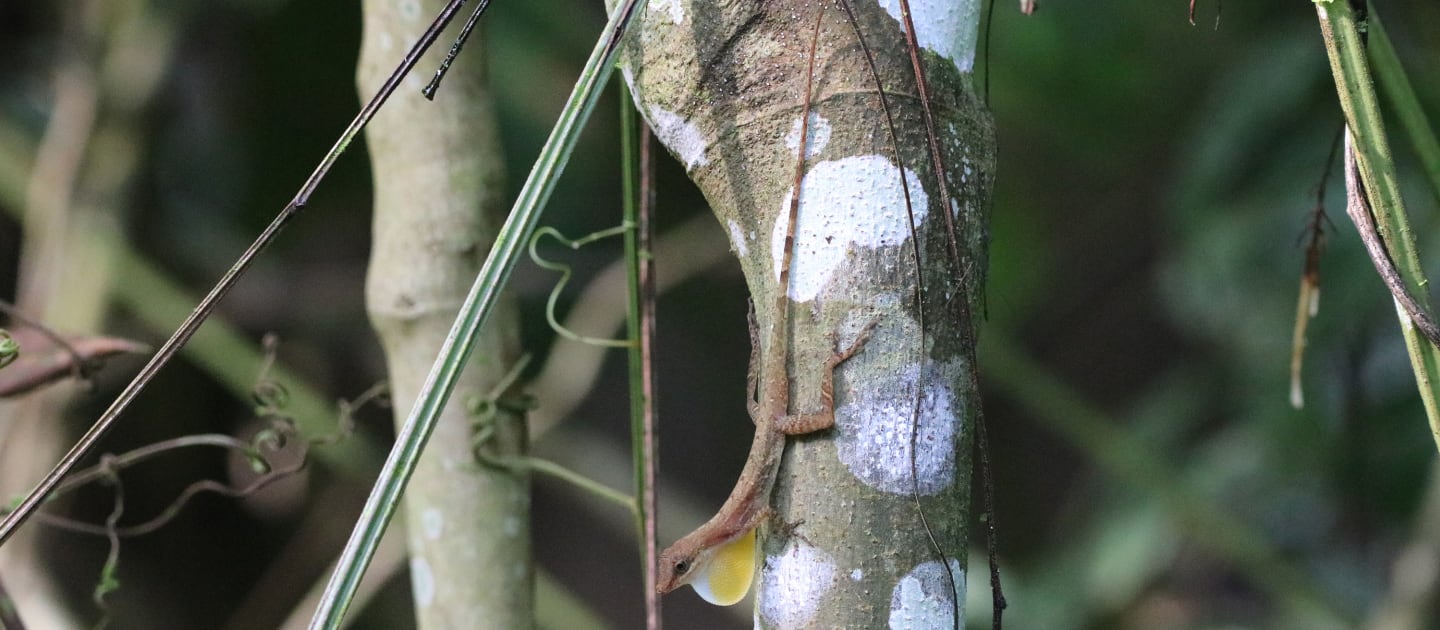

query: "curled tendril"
xmin=252 ymin=379 xmax=291 ymax=415
xmin=528 ymin=223 xmax=638 ymax=348
xmin=22 ymin=341 xmax=391 ymax=540
xmin=466 ymin=355 xmax=537 ymax=460
xmin=251 ymin=333 xmax=291 ymax=415
xmin=252 ymin=416 xmax=298 ymax=454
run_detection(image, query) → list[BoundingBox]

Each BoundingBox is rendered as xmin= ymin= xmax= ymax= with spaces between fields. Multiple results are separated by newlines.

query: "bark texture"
xmin=357 ymin=3 xmax=530 ymax=626
xmin=614 ymin=0 xmax=994 ymax=626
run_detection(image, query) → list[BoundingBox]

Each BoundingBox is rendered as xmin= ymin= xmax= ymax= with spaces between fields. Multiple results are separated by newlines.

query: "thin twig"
xmin=422 ymin=0 xmax=495 ymax=100
xmin=895 ymin=0 xmax=963 ymax=287
xmin=1342 ymin=131 xmax=1440 ymax=347
xmin=637 ymin=121 xmax=662 ymax=630
xmin=0 ymin=299 xmax=89 ymax=383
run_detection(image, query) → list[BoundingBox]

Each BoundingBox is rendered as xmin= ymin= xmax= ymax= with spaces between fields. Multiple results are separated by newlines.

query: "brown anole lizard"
xmin=655 ymin=6 xmax=875 ymax=605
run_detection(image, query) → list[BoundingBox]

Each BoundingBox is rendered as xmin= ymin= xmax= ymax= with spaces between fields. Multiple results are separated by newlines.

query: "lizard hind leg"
xmin=774 ymin=319 xmax=879 ymax=436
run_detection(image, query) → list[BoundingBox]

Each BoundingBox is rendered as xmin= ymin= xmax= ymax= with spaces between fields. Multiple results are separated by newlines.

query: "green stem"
xmin=1315 ymin=0 xmax=1440 ymax=451
xmin=526 ymin=458 xmax=636 ymax=513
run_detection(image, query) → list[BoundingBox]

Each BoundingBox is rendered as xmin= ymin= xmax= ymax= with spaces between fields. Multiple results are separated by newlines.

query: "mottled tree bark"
xmin=613 ymin=0 xmax=994 ymax=626
xmin=357 ymin=2 xmax=531 ymax=626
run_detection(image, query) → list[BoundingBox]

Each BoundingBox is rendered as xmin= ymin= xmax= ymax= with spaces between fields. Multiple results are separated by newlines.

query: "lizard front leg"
xmin=774 ymin=321 xmax=877 ymax=436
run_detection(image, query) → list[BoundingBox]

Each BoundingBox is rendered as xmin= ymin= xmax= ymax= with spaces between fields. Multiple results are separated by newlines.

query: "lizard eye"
xmin=674 ymin=560 xmax=690 ymax=576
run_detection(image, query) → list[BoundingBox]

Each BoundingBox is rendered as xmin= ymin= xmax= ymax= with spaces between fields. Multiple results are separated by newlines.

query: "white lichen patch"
xmin=397 ymin=0 xmax=421 ymax=21
xmin=620 ymin=64 xmax=639 ymax=100
xmin=758 ymin=540 xmax=836 ymax=629
xmin=784 ymin=113 xmax=832 ymax=159
xmin=650 ymin=0 xmax=685 ymax=24
xmin=889 ymin=558 xmax=965 ymax=629
xmin=421 ymin=508 xmax=444 ymax=540
xmin=411 ymin=557 xmax=435 ymax=607
xmin=851 ymin=568 xmax=864 ymax=581
xmin=729 ymin=219 xmax=750 ymax=257
xmin=877 ymin=0 xmax=981 ymax=73
xmin=835 ymin=353 xmax=961 ymax=496
xmin=770 ymin=155 xmax=928 ymax=302
xmin=648 ymin=105 xmax=709 ymax=170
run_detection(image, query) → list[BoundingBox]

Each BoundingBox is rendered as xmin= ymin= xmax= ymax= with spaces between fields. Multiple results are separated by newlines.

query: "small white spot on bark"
xmin=876 ymin=0 xmax=981 ymax=73
xmin=851 ymin=568 xmax=864 ymax=581
xmin=397 ymin=0 xmax=421 ymax=21
xmin=411 ymin=557 xmax=435 ymax=607
xmin=650 ymin=0 xmax=685 ymax=23
xmin=889 ymin=558 xmax=965 ymax=629
xmin=421 ymin=508 xmax=444 ymax=540
xmin=759 ymin=540 xmax=836 ymax=629
xmin=730 ymin=220 xmax=750 ymax=256
xmin=836 ymin=349 xmax=961 ymax=496
xmin=784 ymin=114 xmax=832 ymax=159
xmin=771 ymin=155 xmax=929 ymax=302
xmin=648 ymin=105 xmax=708 ymax=170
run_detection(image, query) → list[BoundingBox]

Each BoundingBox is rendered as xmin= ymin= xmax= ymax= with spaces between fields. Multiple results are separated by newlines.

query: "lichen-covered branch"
xmin=614 ymin=0 xmax=995 ymax=626
xmin=357 ymin=2 xmax=530 ymax=625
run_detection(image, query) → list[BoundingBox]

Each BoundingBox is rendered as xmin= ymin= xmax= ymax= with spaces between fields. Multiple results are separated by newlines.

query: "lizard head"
xmin=656 ymin=527 xmax=756 ymax=606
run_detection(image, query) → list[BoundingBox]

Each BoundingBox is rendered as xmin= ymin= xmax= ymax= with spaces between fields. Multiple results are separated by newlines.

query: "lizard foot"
xmin=764 ymin=509 xmax=814 ymax=547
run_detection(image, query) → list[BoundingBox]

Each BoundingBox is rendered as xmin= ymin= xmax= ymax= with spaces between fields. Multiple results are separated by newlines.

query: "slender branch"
xmin=621 ymin=83 xmax=663 ymax=628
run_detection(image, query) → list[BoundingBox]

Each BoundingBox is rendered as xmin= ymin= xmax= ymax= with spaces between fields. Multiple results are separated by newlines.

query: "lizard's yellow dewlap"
xmin=690 ymin=528 xmax=756 ymax=606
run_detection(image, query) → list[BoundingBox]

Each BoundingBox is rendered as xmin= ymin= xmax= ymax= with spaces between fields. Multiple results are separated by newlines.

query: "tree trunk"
xmin=614 ymin=0 xmax=994 ymax=626
xmin=357 ymin=3 xmax=531 ymax=627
